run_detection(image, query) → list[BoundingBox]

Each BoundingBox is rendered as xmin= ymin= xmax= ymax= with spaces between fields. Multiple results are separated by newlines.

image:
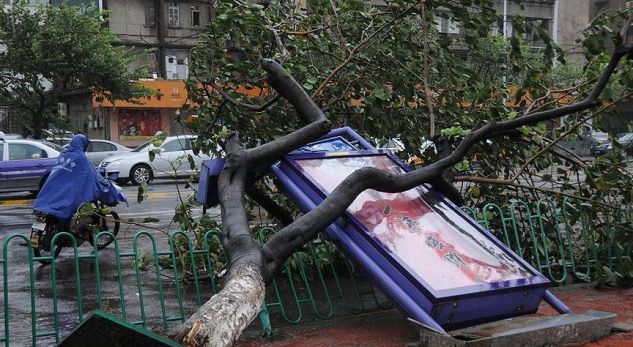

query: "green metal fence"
xmin=461 ymin=197 xmax=633 ymax=284
xmin=0 ymin=228 xmax=386 ymax=346
xmin=1 ymin=197 xmax=632 ymax=345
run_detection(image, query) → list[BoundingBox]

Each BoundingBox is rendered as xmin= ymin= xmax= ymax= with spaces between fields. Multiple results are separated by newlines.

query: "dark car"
xmin=0 ymin=133 xmax=61 ymax=193
xmin=592 ymin=133 xmax=633 ymax=157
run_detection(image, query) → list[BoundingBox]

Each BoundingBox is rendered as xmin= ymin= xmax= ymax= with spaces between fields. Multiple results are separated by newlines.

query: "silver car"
xmin=85 ymin=139 xmax=131 ymax=167
xmin=99 ymin=135 xmax=213 ymax=185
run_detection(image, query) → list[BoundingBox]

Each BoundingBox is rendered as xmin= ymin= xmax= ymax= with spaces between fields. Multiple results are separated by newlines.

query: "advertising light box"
xmin=272 ymin=145 xmax=552 ymax=330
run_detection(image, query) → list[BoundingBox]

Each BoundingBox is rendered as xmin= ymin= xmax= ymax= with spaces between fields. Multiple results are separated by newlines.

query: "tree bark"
xmin=168 ymin=263 xmax=265 ymax=347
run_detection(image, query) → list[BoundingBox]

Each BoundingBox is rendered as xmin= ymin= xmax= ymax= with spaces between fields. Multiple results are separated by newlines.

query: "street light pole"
xmin=503 ymin=0 xmax=508 ymax=38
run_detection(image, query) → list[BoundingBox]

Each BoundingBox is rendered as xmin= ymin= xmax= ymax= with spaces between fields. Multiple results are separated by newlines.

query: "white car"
xmin=98 ymin=135 xmax=212 ymax=185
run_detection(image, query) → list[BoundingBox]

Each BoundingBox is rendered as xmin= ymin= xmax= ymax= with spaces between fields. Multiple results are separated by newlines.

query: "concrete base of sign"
xmin=411 ymin=310 xmax=616 ymax=347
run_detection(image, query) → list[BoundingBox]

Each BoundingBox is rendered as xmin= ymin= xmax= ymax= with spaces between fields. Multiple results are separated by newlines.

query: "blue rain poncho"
xmin=33 ymin=135 xmax=127 ymax=223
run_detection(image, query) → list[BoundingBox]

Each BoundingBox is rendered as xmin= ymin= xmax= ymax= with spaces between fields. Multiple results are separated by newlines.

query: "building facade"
xmin=105 ymin=0 xmax=213 ymax=80
xmin=435 ymin=0 xmax=591 ymax=62
xmin=49 ymin=0 xmax=212 ymax=144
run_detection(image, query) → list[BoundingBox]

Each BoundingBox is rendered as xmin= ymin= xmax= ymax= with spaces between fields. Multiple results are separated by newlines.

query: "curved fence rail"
xmin=461 ymin=197 xmax=633 ymax=284
xmin=1 ymin=198 xmax=631 ymax=345
xmin=0 ymin=228 xmax=386 ymax=346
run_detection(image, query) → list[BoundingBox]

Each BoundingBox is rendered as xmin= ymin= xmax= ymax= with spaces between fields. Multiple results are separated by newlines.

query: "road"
xmin=0 ymin=179 xmax=220 ymax=233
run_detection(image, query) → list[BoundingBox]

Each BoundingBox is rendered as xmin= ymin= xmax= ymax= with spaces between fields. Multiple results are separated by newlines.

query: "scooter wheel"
xmin=32 ymin=229 xmax=62 ymax=264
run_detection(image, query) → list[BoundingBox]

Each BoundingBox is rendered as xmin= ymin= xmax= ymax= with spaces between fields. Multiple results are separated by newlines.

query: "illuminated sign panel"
xmin=295 ymin=154 xmax=531 ymax=292
xmin=272 ymin=131 xmax=555 ymax=330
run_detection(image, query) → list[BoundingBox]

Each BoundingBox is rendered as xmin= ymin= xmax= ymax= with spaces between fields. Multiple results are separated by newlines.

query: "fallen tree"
xmin=167 ymin=11 xmax=633 ymax=346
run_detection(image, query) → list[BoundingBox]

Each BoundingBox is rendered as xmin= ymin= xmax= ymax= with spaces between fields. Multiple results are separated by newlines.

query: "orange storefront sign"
xmin=92 ymin=80 xmax=190 ymax=108
xmin=92 ymin=80 xmax=269 ymax=109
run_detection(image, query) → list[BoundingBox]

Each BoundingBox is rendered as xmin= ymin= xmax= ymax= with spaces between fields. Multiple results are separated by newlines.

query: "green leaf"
xmin=187 ymin=154 xmax=196 ymax=170
xmin=142 ymin=217 xmax=160 ymax=223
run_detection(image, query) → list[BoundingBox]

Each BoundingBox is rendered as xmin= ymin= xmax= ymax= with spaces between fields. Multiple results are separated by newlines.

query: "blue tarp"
xmin=33 ymin=135 xmax=127 ymax=223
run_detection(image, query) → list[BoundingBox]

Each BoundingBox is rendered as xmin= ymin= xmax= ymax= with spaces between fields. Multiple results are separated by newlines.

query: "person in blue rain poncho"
xmin=33 ymin=134 xmax=127 ymax=224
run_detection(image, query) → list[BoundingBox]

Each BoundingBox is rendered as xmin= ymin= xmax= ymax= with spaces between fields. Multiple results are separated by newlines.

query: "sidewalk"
xmin=237 ymin=284 xmax=633 ymax=347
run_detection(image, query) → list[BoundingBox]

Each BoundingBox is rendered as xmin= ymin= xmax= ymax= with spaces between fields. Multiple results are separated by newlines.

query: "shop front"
xmin=92 ymin=80 xmax=190 ymax=147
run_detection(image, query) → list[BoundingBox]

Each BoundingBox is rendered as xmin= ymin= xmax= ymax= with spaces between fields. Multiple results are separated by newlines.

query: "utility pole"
xmin=154 ymin=0 xmax=167 ymax=79
xmin=503 ymin=0 xmax=508 ymax=38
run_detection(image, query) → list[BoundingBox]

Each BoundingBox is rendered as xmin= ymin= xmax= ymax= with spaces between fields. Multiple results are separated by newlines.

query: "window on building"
xmin=525 ymin=18 xmax=550 ymax=43
xmin=434 ymin=12 xmax=460 ymax=34
xmin=145 ymin=0 xmax=155 ymax=26
xmin=168 ymin=1 xmax=180 ymax=27
xmin=191 ymin=5 xmax=200 ymax=27
xmin=8 ymin=144 xmax=47 ymax=160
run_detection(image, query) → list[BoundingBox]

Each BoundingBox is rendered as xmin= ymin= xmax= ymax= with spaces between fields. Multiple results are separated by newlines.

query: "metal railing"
xmin=461 ymin=197 xmax=633 ymax=284
xmin=0 ymin=228 xmax=385 ymax=346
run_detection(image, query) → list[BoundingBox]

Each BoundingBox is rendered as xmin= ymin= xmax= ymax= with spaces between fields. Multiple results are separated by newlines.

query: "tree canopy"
xmin=181 ymin=0 xmax=633 ymax=210
xmin=0 ymin=1 xmax=149 ymax=138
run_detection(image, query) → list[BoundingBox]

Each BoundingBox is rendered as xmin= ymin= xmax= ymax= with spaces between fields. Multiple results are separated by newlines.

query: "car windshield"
xmin=131 ymin=141 xmax=151 ymax=152
xmin=618 ymin=133 xmax=633 ymax=143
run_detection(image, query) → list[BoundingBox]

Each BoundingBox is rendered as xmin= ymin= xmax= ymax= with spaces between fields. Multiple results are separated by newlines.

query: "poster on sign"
xmin=295 ymin=153 xmax=533 ymax=292
xmin=118 ymin=109 xmax=162 ymax=140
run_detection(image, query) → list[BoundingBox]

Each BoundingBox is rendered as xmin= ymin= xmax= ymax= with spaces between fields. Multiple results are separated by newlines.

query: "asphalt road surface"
xmin=0 ymin=179 xmax=220 ymax=233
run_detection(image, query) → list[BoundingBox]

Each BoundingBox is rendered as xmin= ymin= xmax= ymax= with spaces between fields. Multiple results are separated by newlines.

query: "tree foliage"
xmin=181 ymin=0 xmax=633 ymax=211
xmin=0 ymin=1 xmax=149 ymax=137
xmin=161 ymin=1 xmax=633 ymax=345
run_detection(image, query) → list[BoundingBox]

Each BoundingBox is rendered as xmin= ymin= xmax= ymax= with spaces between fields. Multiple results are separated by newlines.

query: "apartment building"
xmin=105 ymin=0 xmax=213 ymax=80
xmin=45 ymin=0 xmax=212 ymax=143
xmin=435 ymin=0 xmax=591 ymax=62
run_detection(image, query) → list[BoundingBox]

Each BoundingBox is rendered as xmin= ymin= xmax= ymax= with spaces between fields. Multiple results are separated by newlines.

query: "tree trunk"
xmin=32 ymin=112 xmax=44 ymax=139
xmin=169 ymin=263 xmax=265 ymax=347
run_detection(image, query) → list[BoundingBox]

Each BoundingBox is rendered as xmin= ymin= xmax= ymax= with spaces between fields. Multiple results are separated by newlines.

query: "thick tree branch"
xmin=247 ymin=59 xmax=332 ymax=168
xmin=262 ymin=48 xmax=631 ymax=281
xmin=261 ymin=58 xmax=327 ymax=123
xmin=218 ymin=133 xmax=263 ymax=269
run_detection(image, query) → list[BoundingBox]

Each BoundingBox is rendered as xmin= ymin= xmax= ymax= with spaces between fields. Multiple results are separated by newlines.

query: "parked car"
xmin=98 ymin=135 xmax=212 ymax=185
xmin=43 ymin=129 xmax=74 ymax=145
xmin=64 ymin=139 xmax=131 ymax=167
xmin=0 ymin=132 xmax=61 ymax=193
xmin=0 ymin=133 xmax=23 ymax=140
xmin=592 ymin=133 xmax=633 ymax=156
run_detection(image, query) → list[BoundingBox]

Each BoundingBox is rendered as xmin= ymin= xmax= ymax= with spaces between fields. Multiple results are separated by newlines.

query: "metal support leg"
xmin=544 ymin=290 xmax=571 ymax=314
